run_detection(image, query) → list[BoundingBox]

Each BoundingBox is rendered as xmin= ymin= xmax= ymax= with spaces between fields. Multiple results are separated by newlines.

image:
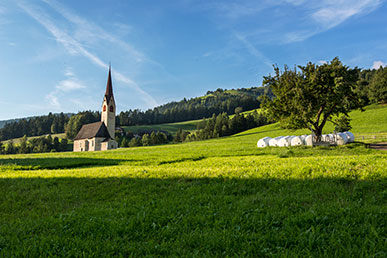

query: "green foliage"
xmin=186 ymin=111 xmax=268 ymax=141
xmin=334 ymin=115 xmax=352 ymax=132
xmin=263 ymin=57 xmax=363 ymax=140
xmin=117 ymin=87 xmax=272 ymax=126
xmin=369 ymin=66 xmax=387 ymax=103
xmin=129 ymin=137 xmax=142 ymax=147
xmin=141 ymin=134 xmax=150 ymax=146
xmin=0 ymin=112 xmax=69 ymax=141
xmin=65 ymin=111 xmax=100 ymax=139
xmin=0 ymin=135 xmax=70 ymax=154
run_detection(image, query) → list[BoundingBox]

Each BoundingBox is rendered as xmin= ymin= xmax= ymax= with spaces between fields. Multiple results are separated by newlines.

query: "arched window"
xmin=103 ymin=105 xmax=106 ymax=112
xmin=110 ymin=105 xmax=114 ymax=112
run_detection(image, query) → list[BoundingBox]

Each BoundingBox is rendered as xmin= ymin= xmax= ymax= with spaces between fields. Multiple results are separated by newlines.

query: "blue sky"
xmin=0 ymin=0 xmax=386 ymax=120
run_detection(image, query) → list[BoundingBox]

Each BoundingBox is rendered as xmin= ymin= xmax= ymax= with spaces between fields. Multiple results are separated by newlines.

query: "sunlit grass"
xmin=0 ymin=104 xmax=386 ymax=256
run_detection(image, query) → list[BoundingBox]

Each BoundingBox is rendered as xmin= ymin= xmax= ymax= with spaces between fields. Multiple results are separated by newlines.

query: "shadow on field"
xmin=0 ymin=157 xmax=133 ymax=170
xmin=0 ymin=176 xmax=385 ymax=257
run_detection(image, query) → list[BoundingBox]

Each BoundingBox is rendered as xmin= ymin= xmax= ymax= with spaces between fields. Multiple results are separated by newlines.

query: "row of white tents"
xmin=257 ymin=132 xmax=355 ymax=148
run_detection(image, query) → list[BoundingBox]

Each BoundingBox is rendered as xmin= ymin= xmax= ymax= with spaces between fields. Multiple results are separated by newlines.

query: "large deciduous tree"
xmin=262 ymin=57 xmax=363 ymax=141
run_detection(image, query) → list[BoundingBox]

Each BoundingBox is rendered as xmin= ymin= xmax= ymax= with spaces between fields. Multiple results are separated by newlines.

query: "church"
xmin=73 ymin=67 xmax=118 ymax=152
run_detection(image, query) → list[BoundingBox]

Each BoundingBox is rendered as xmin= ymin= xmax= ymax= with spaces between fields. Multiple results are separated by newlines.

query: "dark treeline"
xmin=117 ymin=87 xmax=273 ymax=126
xmin=176 ymin=111 xmax=269 ymax=142
xmin=115 ymin=131 xmax=173 ymax=148
xmin=357 ymin=66 xmax=387 ymax=105
xmin=0 ymin=135 xmax=69 ymax=154
xmin=0 ymin=113 xmax=70 ymax=141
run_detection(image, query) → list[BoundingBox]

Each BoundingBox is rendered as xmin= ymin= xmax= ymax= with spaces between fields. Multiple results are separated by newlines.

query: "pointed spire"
xmin=105 ymin=65 xmax=114 ymax=104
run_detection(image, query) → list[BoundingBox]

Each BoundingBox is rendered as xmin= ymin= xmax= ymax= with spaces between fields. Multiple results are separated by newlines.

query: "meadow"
xmin=0 ymin=105 xmax=386 ymax=257
xmin=121 ymin=119 xmax=200 ymax=135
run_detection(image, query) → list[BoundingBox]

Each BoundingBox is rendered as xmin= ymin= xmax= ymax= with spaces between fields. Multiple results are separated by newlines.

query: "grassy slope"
xmin=121 ymin=119 xmax=201 ymax=134
xmin=3 ymin=133 xmax=66 ymax=144
xmin=0 ymin=105 xmax=386 ymax=256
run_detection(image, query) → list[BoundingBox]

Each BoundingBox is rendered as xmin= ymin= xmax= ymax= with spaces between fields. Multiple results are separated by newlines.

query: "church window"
xmin=103 ymin=105 xmax=106 ymax=112
xmin=110 ymin=105 xmax=114 ymax=112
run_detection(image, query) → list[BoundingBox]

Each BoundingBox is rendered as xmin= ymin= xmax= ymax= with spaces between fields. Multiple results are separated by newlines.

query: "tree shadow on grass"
xmin=0 ymin=157 xmax=135 ymax=170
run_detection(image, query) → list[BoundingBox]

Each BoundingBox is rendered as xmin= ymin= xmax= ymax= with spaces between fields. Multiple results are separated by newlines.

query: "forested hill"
xmin=0 ymin=87 xmax=272 ymax=141
xmin=0 ymin=119 xmax=17 ymax=129
xmin=117 ymin=87 xmax=273 ymax=126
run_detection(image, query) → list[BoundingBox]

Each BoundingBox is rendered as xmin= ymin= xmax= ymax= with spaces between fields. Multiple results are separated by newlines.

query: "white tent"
xmin=257 ymin=137 xmax=272 ymax=148
xmin=290 ymin=136 xmax=304 ymax=146
xmin=269 ymin=136 xmax=283 ymax=147
xmin=277 ymin=136 xmax=291 ymax=147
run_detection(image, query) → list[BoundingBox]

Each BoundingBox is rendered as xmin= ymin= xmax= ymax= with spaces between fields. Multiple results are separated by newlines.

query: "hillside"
xmin=117 ymin=86 xmax=272 ymax=126
xmin=0 ymin=87 xmax=270 ymax=141
xmin=0 ymin=104 xmax=386 ymax=256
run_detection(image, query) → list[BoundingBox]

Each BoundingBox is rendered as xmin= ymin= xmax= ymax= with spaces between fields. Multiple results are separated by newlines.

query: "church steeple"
xmin=101 ymin=65 xmax=116 ymax=139
xmin=104 ymin=65 xmax=114 ymax=104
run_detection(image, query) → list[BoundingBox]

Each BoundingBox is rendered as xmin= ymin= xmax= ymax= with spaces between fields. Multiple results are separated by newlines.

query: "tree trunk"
xmin=313 ymin=126 xmax=323 ymax=143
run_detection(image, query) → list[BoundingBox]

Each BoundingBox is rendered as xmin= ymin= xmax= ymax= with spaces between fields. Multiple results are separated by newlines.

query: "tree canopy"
xmin=262 ymin=57 xmax=363 ymax=141
xmin=369 ymin=65 xmax=387 ymax=104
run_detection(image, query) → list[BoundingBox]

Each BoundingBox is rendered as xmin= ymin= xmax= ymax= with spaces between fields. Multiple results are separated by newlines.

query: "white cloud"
xmin=312 ymin=0 xmax=383 ymax=29
xmin=318 ymin=60 xmax=328 ymax=65
xmin=372 ymin=60 xmax=387 ymax=69
xmin=56 ymin=78 xmax=85 ymax=92
xmin=41 ymin=0 xmax=144 ymax=62
xmin=64 ymin=67 xmax=74 ymax=77
xmin=234 ymin=32 xmax=273 ymax=68
xmin=45 ymin=91 xmax=60 ymax=108
xmin=17 ymin=0 xmax=158 ymax=108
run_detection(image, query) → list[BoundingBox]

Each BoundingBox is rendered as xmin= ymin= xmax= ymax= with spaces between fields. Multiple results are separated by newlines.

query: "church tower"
xmin=101 ymin=66 xmax=116 ymax=139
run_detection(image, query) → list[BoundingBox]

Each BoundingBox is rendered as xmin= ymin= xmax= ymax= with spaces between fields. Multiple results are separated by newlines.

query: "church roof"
xmin=104 ymin=66 xmax=114 ymax=104
xmin=74 ymin=121 xmax=112 ymax=140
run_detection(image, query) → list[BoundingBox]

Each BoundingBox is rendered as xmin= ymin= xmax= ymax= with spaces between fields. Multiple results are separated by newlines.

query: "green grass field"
xmin=121 ymin=119 xmax=201 ymax=135
xmin=0 ymin=105 xmax=386 ymax=256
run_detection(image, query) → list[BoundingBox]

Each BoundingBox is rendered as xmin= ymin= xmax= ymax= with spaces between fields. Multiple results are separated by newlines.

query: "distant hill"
xmin=0 ymin=119 xmax=18 ymax=129
xmin=0 ymin=87 xmax=272 ymax=141
xmin=117 ymin=86 xmax=273 ymax=126
xmin=0 ymin=113 xmax=73 ymax=141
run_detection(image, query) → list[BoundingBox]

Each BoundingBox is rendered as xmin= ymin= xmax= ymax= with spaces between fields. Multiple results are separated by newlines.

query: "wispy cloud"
xmin=17 ymin=0 xmax=158 ymax=107
xmin=56 ymin=78 xmax=85 ymax=92
xmin=312 ymin=0 xmax=383 ymax=29
xmin=372 ymin=60 xmax=386 ymax=69
xmin=41 ymin=0 xmax=145 ymax=62
xmin=45 ymin=67 xmax=86 ymax=109
xmin=233 ymin=32 xmax=273 ymax=68
xmin=284 ymin=0 xmax=384 ymax=42
xmin=200 ymin=0 xmax=384 ymax=44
